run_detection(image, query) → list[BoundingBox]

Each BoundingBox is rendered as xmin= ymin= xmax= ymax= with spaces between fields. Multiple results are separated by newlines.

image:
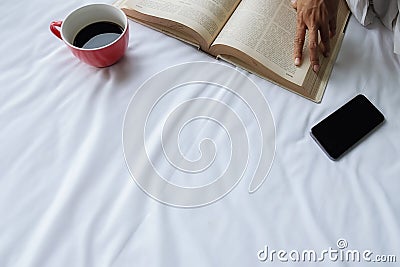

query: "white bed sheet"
xmin=1 ymin=0 xmax=399 ymax=266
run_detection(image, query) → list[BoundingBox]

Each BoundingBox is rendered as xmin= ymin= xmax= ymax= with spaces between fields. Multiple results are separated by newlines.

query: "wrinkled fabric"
xmin=346 ymin=0 xmax=375 ymax=25
xmin=1 ymin=0 xmax=400 ymax=266
xmin=346 ymin=0 xmax=400 ymax=53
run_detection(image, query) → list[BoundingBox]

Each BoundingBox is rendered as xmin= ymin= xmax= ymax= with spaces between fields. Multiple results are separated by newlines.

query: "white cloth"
xmin=346 ymin=0 xmax=400 ymax=53
xmin=1 ymin=0 xmax=400 ymax=266
xmin=373 ymin=0 xmax=398 ymax=29
xmin=346 ymin=0 xmax=375 ymax=25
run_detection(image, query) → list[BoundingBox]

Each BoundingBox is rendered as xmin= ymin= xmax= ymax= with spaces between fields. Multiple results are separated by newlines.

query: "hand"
xmin=292 ymin=0 xmax=339 ymax=73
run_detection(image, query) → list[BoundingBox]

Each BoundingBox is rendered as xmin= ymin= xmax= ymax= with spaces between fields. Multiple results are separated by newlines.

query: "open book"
xmin=114 ymin=0 xmax=350 ymax=102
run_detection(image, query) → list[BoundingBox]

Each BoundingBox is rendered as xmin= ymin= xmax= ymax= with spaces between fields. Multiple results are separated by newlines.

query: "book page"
xmin=212 ymin=0 xmax=310 ymax=85
xmin=121 ymin=0 xmax=240 ymax=46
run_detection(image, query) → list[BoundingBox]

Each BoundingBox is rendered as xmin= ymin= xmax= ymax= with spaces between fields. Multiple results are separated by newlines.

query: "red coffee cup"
xmin=50 ymin=4 xmax=129 ymax=67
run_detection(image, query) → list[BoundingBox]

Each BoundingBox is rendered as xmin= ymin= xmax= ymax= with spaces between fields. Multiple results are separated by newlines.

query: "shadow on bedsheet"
xmin=95 ymin=55 xmax=134 ymax=84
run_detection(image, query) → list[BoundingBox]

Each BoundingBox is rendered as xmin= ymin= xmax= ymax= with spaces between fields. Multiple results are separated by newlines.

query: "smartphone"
xmin=311 ymin=94 xmax=385 ymax=160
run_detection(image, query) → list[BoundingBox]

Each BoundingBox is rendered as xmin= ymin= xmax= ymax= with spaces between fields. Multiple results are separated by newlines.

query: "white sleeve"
xmin=348 ymin=0 xmax=400 ymax=54
xmin=373 ymin=0 xmax=398 ymax=30
xmin=345 ymin=0 xmax=375 ymax=25
xmin=394 ymin=0 xmax=400 ymax=54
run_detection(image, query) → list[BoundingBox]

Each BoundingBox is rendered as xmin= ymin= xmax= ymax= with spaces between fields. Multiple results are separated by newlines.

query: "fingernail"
xmin=295 ymin=57 xmax=301 ymax=66
xmin=313 ymin=64 xmax=320 ymax=73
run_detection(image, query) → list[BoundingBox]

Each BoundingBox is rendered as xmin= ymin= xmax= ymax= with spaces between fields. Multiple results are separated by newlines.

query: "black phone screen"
xmin=311 ymin=94 xmax=385 ymax=160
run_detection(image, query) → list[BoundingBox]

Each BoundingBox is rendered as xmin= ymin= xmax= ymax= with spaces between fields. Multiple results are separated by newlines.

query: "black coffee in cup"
xmin=73 ymin=21 xmax=124 ymax=49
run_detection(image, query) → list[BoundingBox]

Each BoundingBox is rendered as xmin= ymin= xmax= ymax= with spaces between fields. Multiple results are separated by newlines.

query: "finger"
xmin=319 ymin=21 xmax=330 ymax=57
xmin=291 ymin=0 xmax=297 ymax=9
xmin=329 ymin=17 xmax=337 ymax=38
xmin=308 ymin=25 xmax=320 ymax=72
xmin=294 ymin=18 xmax=306 ymax=66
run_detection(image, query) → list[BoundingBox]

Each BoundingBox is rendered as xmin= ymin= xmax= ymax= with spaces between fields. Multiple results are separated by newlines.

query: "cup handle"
xmin=50 ymin=21 xmax=63 ymax=40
